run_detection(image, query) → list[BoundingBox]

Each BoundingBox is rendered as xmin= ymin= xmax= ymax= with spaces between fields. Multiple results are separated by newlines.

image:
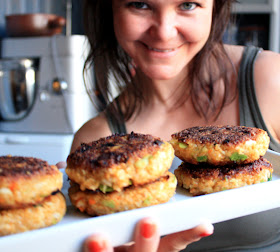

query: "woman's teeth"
xmin=147 ymin=46 xmax=175 ymax=52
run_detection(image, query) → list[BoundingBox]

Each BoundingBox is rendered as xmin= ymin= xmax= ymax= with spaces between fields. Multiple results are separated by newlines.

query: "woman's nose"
xmin=149 ymin=11 xmax=178 ymax=41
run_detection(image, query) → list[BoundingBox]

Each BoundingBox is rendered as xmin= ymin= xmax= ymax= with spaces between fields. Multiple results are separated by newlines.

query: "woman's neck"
xmin=135 ymin=68 xmax=189 ymax=110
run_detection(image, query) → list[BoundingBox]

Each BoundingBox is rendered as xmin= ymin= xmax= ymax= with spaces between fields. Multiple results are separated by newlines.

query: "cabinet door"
xmin=233 ymin=0 xmax=273 ymax=13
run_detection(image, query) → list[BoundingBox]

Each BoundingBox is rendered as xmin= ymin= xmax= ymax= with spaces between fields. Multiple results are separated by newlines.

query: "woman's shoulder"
xmin=253 ymin=48 xmax=280 ymax=93
xmin=253 ymin=48 xmax=280 ymax=142
xmin=70 ymin=112 xmax=112 ymax=152
xmin=255 ymin=48 xmax=280 ymax=76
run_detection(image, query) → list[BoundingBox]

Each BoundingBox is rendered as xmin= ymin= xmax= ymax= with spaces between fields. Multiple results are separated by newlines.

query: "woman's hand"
xmin=83 ymin=217 xmax=214 ymax=252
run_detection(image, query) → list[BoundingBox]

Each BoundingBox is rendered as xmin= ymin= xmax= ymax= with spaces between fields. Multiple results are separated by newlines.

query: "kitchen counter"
xmin=0 ymin=132 xmax=73 ymax=165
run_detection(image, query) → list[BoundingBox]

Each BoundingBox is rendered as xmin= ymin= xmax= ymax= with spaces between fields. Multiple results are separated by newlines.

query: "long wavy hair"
xmin=83 ymin=0 xmax=238 ymax=122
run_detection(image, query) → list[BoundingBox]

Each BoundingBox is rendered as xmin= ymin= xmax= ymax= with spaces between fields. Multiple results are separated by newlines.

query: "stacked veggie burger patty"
xmin=170 ymin=125 xmax=273 ymax=195
xmin=66 ymin=132 xmax=177 ymax=216
xmin=0 ymin=155 xmax=66 ymax=236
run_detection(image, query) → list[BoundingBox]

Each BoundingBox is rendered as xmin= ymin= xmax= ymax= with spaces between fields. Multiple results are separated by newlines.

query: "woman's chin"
xmin=143 ymin=67 xmax=183 ymax=81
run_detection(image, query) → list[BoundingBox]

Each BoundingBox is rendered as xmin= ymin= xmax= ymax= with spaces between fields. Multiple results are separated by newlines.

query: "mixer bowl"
xmin=0 ymin=58 xmax=38 ymax=120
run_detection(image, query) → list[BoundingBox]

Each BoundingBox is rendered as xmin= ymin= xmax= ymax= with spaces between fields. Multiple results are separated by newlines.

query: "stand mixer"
xmin=0 ymin=35 xmax=97 ymax=133
xmin=0 ymin=35 xmax=98 ymax=163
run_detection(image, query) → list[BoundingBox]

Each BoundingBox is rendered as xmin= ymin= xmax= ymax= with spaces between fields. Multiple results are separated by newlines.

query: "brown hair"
xmin=83 ymin=0 xmax=238 ymax=122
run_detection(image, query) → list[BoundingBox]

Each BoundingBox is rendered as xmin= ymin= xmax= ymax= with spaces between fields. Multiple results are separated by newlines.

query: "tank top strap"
xmin=238 ymin=45 xmax=280 ymax=152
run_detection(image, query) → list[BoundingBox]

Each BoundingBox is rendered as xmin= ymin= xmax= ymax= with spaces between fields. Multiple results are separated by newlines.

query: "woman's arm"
xmin=70 ymin=113 xmax=112 ymax=153
xmin=56 ymin=113 xmax=111 ymax=169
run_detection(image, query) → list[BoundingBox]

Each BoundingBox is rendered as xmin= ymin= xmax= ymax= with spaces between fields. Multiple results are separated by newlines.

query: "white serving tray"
xmin=1 ymin=150 xmax=280 ymax=252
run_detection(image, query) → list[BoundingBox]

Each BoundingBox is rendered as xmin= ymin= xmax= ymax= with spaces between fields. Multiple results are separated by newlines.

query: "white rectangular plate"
xmin=1 ymin=150 xmax=280 ymax=252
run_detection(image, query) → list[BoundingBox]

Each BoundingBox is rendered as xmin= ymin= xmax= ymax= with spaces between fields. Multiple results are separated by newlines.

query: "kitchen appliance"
xmin=0 ymin=57 xmax=38 ymax=121
xmin=0 ymin=35 xmax=98 ymax=163
xmin=0 ymin=35 xmax=96 ymax=133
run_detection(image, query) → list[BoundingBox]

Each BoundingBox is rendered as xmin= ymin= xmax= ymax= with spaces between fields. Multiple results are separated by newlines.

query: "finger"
xmin=132 ymin=217 xmax=160 ymax=252
xmin=84 ymin=234 xmax=113 ymax=252
xmin=56 ymin=161 xmax=67 ymax=169
xmin=158 ymin=221 xmax=214 ymax=252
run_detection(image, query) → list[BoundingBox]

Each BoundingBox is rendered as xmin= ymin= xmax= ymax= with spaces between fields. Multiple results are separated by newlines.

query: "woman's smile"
xmin=148 ymin=47 xmax=175 ymax=53
xmin=140 ymin=41 xmax=183 ymax=58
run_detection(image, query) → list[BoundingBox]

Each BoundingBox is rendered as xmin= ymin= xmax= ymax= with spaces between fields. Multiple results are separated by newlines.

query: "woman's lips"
xmin=147 ymin=46 xmax=176 ymax=53
xmin=141 ymin=42 xmax=181 ymax=58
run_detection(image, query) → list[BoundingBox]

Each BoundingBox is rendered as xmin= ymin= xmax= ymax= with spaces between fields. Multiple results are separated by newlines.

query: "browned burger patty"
xmin=66 ymin=132 xmax=175 ymax=192
xmin=68 ymin=171 xmax=177 ymax=216
xmin=170 ymin=125 xmax=270 ymax=166
xmin=0 ymin=156 xmax=63 ymax=209
xmin=0 ymin=192 xmax=66 ymax=236
xmin=174 ymin=157 xmax=273 ymax=196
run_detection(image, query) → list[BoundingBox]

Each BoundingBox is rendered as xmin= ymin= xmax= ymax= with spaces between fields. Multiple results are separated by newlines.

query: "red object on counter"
xmin=5 ymin=13 xmax=66 ymax=37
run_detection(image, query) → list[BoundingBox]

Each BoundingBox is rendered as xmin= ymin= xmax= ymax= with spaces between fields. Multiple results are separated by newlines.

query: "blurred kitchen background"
xmin=226 ymin=0 xmax=280 ymax=52
xmin=0 ymin=0 xmax=95 ymax=164
xmin=0 ymin=0 xmax=279 ymax=165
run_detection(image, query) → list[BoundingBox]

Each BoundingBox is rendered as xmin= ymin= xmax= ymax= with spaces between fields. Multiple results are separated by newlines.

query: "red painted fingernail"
xmin=140 ymin=221 xmax=156 ymax=239
xmin=87 ymin=239 xmax=106 ymax=252
xmin=199 ymin=232 xmax=213 ymax=237
xmin=198 ymin=221 xmax=214 ymax=238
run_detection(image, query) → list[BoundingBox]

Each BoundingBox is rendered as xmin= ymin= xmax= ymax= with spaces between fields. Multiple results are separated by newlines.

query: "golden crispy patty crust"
xmin=66 ymin=132 xmax=174 ymax=191
xmin=170 ymin=125 xmax=270 ymax=166
xmin=0 ymin=156 xmax=63 ymax=209
xmin=175 ymin=157 xmax=273 ymax=196
xmin=0 ymin=192 xmax=66 ymax=236
xmin=68 ymin=172 xmax=177 ymax=216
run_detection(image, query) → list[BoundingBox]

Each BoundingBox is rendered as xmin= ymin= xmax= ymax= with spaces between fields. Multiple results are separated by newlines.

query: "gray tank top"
xmin=105 ymin=46 xmax=280 ymax=251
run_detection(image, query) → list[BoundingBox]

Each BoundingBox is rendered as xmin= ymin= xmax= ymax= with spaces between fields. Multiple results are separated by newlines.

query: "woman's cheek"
xmin=114 ymin=12 xmax=142 ymax=39
xmin=181 ymin=21 xmax=211 ymax=43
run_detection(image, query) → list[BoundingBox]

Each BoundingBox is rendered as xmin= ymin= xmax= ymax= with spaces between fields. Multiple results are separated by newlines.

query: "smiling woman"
xmin=72 ymin=0 xmax=280 ymax=251
xmin=83 ymin=0 xmax=235 ymax=125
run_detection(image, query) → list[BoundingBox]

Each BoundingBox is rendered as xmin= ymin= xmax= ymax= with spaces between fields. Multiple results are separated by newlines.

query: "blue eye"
xmin=180 ymin=2 xmax=198 ymax=11
xmin=128 ymin=2 xmax=148 ymax=9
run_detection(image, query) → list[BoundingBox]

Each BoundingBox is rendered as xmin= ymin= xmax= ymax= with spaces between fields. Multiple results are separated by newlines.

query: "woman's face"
xmin=112 ymin=0 xmax=214 ymax=80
